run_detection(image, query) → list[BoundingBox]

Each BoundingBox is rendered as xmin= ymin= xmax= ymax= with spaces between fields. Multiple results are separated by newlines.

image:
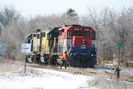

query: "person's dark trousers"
xmin=60 ymin=60 xmax=67 ymax=69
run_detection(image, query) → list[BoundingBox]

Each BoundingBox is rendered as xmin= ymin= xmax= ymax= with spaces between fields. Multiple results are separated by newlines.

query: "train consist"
xmin=26 ymin=24 xmax=97 ymax=67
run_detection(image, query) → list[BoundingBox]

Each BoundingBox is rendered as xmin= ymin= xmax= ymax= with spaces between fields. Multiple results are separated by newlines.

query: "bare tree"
xmin=83 ymin=6 xmax=115 ymax=60
xmin=27 ymin=13 xmax=78 ymax=31
xmin=0 ymin=5 xmax=21 ymax=44
xmin=1 ymin=11 xmax=79 ymax=60
xmin=2 ymin=4 xmax=133 ymax=63
xmin=0 ymin=5 xmax=21 ymax=28
xmin=80 ymin=6 xmax=133 ymax=61
xmin=109 ymin=7 xmax=133 ymax=62
xmin=1 ymin=18 xmax=28 ymax=60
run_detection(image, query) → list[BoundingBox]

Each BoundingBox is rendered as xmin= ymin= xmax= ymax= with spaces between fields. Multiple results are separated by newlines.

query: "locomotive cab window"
xmin=41 ymin=32 xmax=45 ymax=37
xmin=53 ymin=31 xmax=58 ymax=37
xmin=90 ymin=32 xmax=95 ymax=40
xmin=59 ymin=29 xmax=64 ymax=35
xmin=49 ymin=34 xmax=52 ymax=38
xmin=82 ymin=32 xmax=89 ymax=37
xmin=68 ymin=31 xmax=72 ymax=38
xmin=27 ymin=37 xmax=32 ymax=43
xmin=59 ymin=30 xmax=62 ymax=35
xmin=74 ymin=32 xmax=80 ymax=36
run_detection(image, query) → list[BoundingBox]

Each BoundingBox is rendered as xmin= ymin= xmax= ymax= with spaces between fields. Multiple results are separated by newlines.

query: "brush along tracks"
xmin=26 ymin=63 xmax=133 ymax=82
xmin=26 ymin=63 xmax=97 ymax=75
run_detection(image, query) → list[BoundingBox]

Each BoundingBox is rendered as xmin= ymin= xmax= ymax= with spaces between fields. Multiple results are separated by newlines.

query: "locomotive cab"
xmin=26 ymin=29 xmax=41 ymax=63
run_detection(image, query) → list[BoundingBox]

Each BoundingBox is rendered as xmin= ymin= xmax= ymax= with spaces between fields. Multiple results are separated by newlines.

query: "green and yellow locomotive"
xmin=26 ymin=27 xmax=60 ymax=65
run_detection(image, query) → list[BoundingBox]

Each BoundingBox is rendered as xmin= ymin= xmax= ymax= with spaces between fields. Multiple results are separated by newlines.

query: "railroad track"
xmin=25 ymin=63 xmax=133 ymax=82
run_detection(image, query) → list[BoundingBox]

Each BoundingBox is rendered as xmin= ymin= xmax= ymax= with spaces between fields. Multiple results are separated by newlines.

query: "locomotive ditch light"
xmin=70 ymin=53 xmax=73 ymax=56
xmin=91 ymin=54 xmax=94 ymax=56
xmin=73 ymin=53 xmax=76 ymax=55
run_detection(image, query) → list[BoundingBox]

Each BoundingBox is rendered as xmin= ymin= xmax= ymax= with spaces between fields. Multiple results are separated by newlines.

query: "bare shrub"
xmin=0 ymin=62 xmax=21 ymax=73
xmin=89 ymin=75 xmax=133 ymax=89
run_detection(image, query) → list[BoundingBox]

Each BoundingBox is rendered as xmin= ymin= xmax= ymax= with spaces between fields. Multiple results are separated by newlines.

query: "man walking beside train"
xmin=60 ymin=51 xmax=68 ymax=69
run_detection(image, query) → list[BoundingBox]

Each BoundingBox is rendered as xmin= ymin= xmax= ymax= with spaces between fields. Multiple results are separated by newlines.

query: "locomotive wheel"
xmin=87 ymin=59 xmax=94 ymax=68
xmin=27 ymin=57 xmax=33 ymax=63
xmin=40 ymin=57 xmax=45 ymax=63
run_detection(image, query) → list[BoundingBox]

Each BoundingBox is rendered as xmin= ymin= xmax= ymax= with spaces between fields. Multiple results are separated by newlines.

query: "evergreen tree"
xmin=66 ymin=8 xmax=77 ymax=17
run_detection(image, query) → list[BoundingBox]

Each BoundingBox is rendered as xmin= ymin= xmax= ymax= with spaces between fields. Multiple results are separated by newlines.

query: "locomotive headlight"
xmin=70 ymin=53 xmax=73 ymax=56
xmin=74 ymin=53 xmax=76 ymax=55
xmin=91 ymin=54 xmax=93 ymax=56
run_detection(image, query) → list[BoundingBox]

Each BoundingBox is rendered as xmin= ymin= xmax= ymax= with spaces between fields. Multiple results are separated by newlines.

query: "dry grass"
xmin=0 ymin=60 xmax=21 ymax=72
xmin=88 ymin=75 xmax=133 ymax=89
xmin=0 ymin=59 xmax=45 ymax=76
xmin=1 ymin=59 xmax=133 ymax=89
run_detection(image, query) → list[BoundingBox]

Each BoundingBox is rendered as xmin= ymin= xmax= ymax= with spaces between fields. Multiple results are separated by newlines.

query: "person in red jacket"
xmin=60 ymin=51 xmax=68 ymax=69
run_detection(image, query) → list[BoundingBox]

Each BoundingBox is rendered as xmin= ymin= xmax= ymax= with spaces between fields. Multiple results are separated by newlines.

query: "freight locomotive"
xmin=25 ymin=24 xmax=97 ymax=67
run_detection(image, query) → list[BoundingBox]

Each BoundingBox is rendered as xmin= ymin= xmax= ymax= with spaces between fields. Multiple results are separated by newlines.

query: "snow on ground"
xmin=0 ymin=67 xmax=97 ymax=89
xmin=1 ymin=62 xmax=133 ymax=89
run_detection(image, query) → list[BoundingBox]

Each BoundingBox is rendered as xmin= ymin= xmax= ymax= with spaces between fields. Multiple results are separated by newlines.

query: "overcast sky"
xmin=1 ymin=0 xmax=133 ymax=17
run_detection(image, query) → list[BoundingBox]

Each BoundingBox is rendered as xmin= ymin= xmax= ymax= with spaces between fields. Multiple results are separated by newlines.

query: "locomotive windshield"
xmin=82 ymin=32 xmax=89 ymax=37
xmin=74 ymin=32 xmax=80 ymax=36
